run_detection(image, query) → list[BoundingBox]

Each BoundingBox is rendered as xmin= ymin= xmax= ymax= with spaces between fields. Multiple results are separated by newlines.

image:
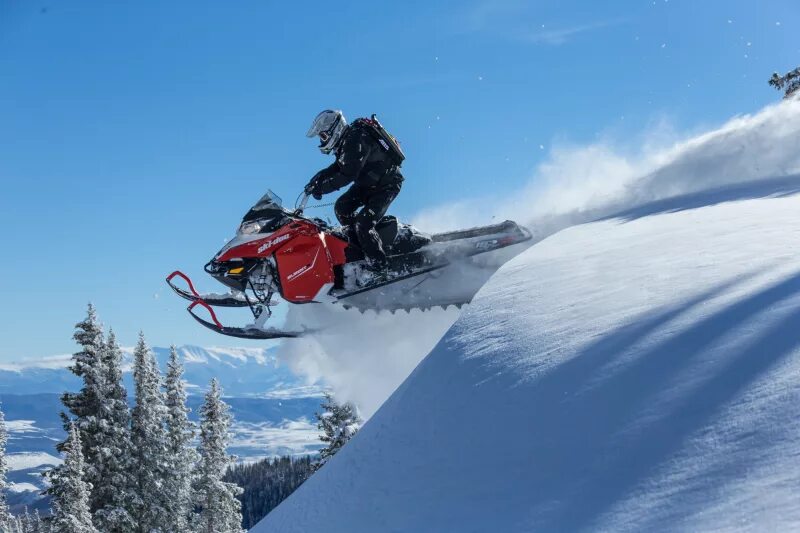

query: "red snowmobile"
xmin=166 ymin=190 xmax=532 ymax=339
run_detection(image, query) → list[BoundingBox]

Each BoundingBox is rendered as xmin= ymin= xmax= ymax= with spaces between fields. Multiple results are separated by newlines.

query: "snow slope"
xmin=254 ymin=184 xmax=800 ymax=532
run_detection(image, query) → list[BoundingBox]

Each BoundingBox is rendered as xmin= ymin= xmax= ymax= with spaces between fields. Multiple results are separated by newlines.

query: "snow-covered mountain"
xmin=1 ymin=345 xmax=326 ymax=512
xmin=253 ymin=182 xmax=800 ymax=532
xmin=0 ymin=345 xmax=319 ymax=398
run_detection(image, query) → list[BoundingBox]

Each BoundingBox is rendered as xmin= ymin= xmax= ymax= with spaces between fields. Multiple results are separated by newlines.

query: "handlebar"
xmin=294 ymin=192 xmax=310 ymax=215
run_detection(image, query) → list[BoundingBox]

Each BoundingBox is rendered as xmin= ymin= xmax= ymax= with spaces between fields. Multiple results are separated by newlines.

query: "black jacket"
xmin=309 ymin=123 xmax=404 ymax=196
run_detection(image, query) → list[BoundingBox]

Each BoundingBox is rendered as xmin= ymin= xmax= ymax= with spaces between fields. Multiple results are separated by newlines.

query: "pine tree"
xmin=313 ymin=392 xmax=362 ymax=471
xmin=16 ymin=507 xmax=44 ymax=533
xmin=769 ymin=67 xmax=800 ymax=98
xmin=46 ymin=424 xmax=98 ymax=533
xmin=194 ymin=379 xmax=244 ymax=533
xmin=163 ymin=346 xmax=198 ymax=532
xmin=6 ymin=515 xmax=23 ymax=533
xmin=17 ymin=509 xmax=30 ymax=533
xmin=223 ymin=455 xmax=313 ymax=529
xmin=31 ymin=509 xmax=44 ymax=533
xmin=130 ymin=333 xmax=170 ymax=532
xmin=54 ymin=304 xmax=108 ymax=514
xmin=10 ymin=511 xmax=24 ymax=533
xmin=0 ymin=404 xmax=11 ymax=532
xmin=93 ymin=330 xmax=136 ymax=533
xmin=16 ymin=508 xmax=45 ymax=533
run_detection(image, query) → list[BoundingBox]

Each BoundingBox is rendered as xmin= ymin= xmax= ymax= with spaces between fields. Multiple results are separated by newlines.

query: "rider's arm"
xmin=314 ymin=129 xmax=373 ymax=194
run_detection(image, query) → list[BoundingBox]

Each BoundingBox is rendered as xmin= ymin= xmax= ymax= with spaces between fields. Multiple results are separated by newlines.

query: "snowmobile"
xmin=166 ymin=190 xmax=532 ymax=339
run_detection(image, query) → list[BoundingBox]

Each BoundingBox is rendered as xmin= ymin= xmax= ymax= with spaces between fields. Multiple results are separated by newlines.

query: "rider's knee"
xmin=335 ymin=206 xmax=356 ymax=226
xmin=355 ymin=209 xmax=377 ymax=230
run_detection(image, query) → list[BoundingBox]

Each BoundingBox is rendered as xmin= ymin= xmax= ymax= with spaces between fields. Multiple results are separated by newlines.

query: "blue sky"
xmin=0 ymin=0 xmax=797 ymax=361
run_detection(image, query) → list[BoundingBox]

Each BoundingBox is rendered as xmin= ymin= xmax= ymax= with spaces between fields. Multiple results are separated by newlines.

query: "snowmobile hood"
xmin=214 ymin=232 xmax=274 ymax=261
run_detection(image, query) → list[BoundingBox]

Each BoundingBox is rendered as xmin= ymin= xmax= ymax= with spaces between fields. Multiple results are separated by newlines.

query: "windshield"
xmin=250 ymin=190 xmax=283 ymax=212
xmin=239 ymin=189 xmax=290 ymax=230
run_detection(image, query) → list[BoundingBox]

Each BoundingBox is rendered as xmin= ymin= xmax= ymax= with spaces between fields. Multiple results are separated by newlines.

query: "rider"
xmin=304 ymin=110 xmax=404 ymax=272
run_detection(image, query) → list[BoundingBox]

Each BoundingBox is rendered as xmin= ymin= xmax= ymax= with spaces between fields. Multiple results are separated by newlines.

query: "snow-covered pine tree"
xmin=312 ymin=392 xmax=362 ymax=471
xmin=55 ymin=304 xmax=108 ymax=514
xmin=17 ymin=509 xmax=30 ymax=533
xmin=46 ymin=423 xmax=98 ymax=533
xmin=193 ymin=379 xmax=244 ymax=533
xmin=92 ymin=330 xmax=136 ymax=533
xmin=0 ymin=403 xmax=11 ymax=532
xmin=31 ymin=509 xmax=44 ymax=533
xmin=130 ymin=333 xmax=170 ymax=532
xmin=11 ymin=507 xmax=31 ymax=533
xmin=5 ymin=515 xmax=23 ymax=533
xmin=163 ymin=346 xmax=198 ymax=532
xmin=13 ymin=507 xmax=44 ymax=533
xmin=15 ymin=507 xmax=43 ymax=533
xmin=769 ymin=67 xmax=800 ymax=98
xmin=15 ymin=512 xmax=25 ymax=533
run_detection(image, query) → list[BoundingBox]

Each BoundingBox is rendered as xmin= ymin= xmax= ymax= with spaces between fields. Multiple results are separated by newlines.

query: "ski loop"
xmin=187 ymin=299 xmax=303 ymax=339
xmin=166 ymin=271 xmax=201 ymax=298
xmin=188 ymin=299 xmax=224 ymax=329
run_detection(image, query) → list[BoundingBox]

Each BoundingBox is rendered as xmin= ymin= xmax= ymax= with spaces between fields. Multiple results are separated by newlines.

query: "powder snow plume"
xmin=279 ymin=97 xmax=800 ymax=418
xmin=277 ymin=304 xmax=459 ymax=418
xmin=415 ymin=97 xmax=800 ymax=232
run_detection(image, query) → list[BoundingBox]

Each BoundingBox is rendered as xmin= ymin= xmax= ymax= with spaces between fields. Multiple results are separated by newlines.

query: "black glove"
xmin=305 ymin=174 xmax=324 ymax=200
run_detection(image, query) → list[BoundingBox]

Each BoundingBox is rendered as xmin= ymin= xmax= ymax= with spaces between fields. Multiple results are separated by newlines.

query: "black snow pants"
xmin=334 ymin=181 xmax=402 ymax=266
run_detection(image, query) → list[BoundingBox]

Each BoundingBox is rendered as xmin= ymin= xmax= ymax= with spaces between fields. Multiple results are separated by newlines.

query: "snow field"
xmin=254 ymin=191 xmax=800 ymax=532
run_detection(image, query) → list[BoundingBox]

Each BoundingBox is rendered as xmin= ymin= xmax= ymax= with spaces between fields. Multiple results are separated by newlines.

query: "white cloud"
xmin=261 ymin=385 xmax=327 ymax=400
xmin=0 ymin=354 xmax=72 ymax=372
xmin=6 ymin=452 xmax=63 ymax=471
xmin=523 ymin=20 xmax=626 ymax=46
xmin=457 ymin=1 xmax=625 ymax=46
xmin=8 ymin=482 xmax=41 ymax=493
xmin=230 ymin=418 xmax=321 ymax=457
xmin=5 ymin=420 xmax=40 ymax=433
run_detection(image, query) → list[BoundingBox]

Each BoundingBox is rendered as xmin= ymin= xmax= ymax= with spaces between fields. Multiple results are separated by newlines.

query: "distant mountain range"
xmin=0 ymin=344 xmax=319 ymax=398
xmin=0 ymin=345 xmax=325 ymax=514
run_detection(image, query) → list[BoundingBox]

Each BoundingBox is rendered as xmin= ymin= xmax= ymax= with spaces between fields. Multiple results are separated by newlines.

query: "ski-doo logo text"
xmin=257 ymin=234 xmax=290 ymax=254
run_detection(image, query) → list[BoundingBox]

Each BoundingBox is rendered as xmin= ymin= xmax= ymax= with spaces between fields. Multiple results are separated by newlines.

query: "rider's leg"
xmin=354 ymin=183 xmax=402 ymax=268
xmin=335 ymin=185 xmax=366 ymax=246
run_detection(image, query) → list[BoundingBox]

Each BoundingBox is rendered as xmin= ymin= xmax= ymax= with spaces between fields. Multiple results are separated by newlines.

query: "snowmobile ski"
xmin=166 ymin=271 xmax=252 ymax=307
xmin=187 ymin=300 xmax=303 ymax=340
